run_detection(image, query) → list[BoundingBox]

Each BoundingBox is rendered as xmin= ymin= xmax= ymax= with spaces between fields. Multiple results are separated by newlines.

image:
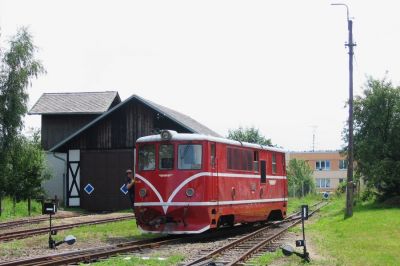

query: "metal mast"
xmin=331 ymin=3 xmax=356 ymax=218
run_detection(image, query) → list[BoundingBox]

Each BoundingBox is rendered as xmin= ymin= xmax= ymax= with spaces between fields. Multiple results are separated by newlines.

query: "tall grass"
xmin=309 ymin=196 xmax=400 ymax=266
xmin=0 ymin=197 xmax=42 ymax=221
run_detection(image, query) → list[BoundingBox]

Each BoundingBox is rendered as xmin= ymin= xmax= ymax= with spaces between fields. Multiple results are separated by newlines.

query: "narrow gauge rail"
xmin=0 ymin=214 xmax=134 ymax=242
xmin=0 ymin=236 xmax=184 ymax=266
xmin=0 ymin=214 xmax=83 ymax=230
xmin=0 ymin=217 xmax=50 ymax=230
xmin=182 ymin=201 xmax=327 ymax=266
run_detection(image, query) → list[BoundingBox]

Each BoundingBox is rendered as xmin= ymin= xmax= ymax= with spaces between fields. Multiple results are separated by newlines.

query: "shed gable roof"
xmin=49 ymin=94 xmax=221 ymax=152
xmin=142 ymin=97 xmax=221 ymax=138
xmin=29 ymin=91 xmax=120 ymax=114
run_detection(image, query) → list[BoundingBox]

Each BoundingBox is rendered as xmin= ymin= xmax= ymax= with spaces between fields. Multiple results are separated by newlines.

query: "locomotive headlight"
xmin=139 ymin=188 xmax=147 ymax=198
xmin=186 ymin=188 xmax=195 ymax=197
xmin=160 ymin=130 xmax=172 ymax=141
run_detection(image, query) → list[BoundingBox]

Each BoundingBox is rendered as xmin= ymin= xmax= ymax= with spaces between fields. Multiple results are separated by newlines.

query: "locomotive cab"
xmin=134 ymin=130 xmax=214 ymax=234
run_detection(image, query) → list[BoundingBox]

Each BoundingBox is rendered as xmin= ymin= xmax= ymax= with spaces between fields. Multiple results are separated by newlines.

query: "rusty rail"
xmin=183 ymin=201 xmax=327 ymax=266
xmin=0 ymin=235 xmax=182 ymax=266
xmin=0 ymin=214 xmax=134 ymax=242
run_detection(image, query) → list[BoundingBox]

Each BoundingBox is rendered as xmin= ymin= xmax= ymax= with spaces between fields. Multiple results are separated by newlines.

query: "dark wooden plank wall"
xmin=62 ymin=100 xmax=154 ymax=151
xmin=41 ymin=114 xmax=99 ymax=150
xmin=80 ymin=149 xmax=134 ymax=211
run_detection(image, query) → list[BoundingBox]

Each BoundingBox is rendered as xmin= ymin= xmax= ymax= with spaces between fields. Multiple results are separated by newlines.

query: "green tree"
xmin=287 ymin=159 xmax=315 ymax=197
xmin=7 ymin=131 xmax=51 ymax=215
xmin=0 ymin=27 xmax=45 ymax=215
xmin=227 ymin=126 xmax=272 ymax=146
xmin=352 ymin=77 xmax=400 ymax=200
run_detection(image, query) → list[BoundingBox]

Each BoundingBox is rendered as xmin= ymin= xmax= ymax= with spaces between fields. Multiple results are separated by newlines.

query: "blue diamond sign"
xmin=84 ymin=183 xmax=94 ymax=195
xmin=120 ymin=184 xmax=128 ymax=195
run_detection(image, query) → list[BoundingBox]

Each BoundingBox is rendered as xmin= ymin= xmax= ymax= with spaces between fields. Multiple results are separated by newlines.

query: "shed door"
xmin=67 ymin=149 xmax=81 ymax=207
xmin=80 ymin=149 xmax=134 ymax=211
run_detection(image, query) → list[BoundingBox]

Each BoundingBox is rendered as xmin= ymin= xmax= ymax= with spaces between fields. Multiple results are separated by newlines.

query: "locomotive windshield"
xmin=178 ymin=144 xmax=202 ymax=170
xmin=139 ymin=144 xmax=155 ymax=170
xmin=159 ymin=144 xmax=174 ymax=170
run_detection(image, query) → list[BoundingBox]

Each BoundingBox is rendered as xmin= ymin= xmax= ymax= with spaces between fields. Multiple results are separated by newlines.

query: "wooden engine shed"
xmin=30 ymin=92 xmax=220 ymax=211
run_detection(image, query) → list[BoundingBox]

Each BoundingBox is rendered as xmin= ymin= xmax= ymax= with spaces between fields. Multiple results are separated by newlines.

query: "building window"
xmin=178 ymin=144 xmax=202 ymax=170
xmin=138 ymin=144 xmax=156 ymax=170
xmin=316 ymin=178 xmax=330 ymax=188
xmin=315 ymin=160 xmax=331 ymax=171
xmin=159 ymin=144 xmax=174 ymax=170
xmin=339 ymin=178 xmax=344 ymax=183
xmin=272 ymin=153 xmax=277 ymax=174
xmin=339 ymin=160 xmax=348 ymax=170
xmin=227 ymin=147 xmax=253 ymax=171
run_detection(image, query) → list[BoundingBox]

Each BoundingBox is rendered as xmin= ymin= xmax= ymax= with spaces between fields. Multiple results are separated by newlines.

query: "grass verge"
xmin=308 ymin=196 xmax=400 ymax=266
xmin=287 ymin=194 xmax=323 ymax=214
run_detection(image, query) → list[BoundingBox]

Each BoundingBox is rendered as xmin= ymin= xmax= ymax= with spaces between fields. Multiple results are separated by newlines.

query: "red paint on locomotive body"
xmin=134 ymin=131 xmax=287 ymax=234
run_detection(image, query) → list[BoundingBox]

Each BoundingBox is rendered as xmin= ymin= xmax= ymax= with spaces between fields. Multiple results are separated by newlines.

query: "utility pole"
xmin=332 ymin=3 xmax=356 ymax=218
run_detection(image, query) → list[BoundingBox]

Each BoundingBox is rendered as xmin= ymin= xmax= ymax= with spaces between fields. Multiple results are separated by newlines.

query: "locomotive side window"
xmin=272 ymin=153 xmax=277 ymax=174
xmin=159 ymin=144 xmax=174 ymax=170
xmin=138 ymin=144 xmax=155 ymax=170
xmin=178 ymin=144 xmax=202 ymax=170
xmin=253 ymin=151 xmax=259 ymax=172
xmin=227 ymin=147 xmax=253 ymax=171
xmin=211 ymin=143 xmax=216 ymax=168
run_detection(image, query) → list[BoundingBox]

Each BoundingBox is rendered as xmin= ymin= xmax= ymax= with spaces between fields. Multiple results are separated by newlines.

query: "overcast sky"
xmin=1 ymin=0 xmax=399 ymax=151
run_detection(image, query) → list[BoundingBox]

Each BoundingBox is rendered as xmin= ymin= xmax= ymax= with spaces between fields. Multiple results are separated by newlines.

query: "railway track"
xmin=0 ymin=213 xmax=84 ymax=230
xmin=0 ymin=226 xmax=246 ymax=266
xmin=0 ymin=217 xmax=50 ymax=230
xmin=0 ymin=235 xmax=184 ymax=266
xmin=0 ymin=214 xmax=135 ymax=242
xmin=182 ymin=201 xmax=327 ymax=266
xmin=0 ymin=201 xmax=326 ymax=266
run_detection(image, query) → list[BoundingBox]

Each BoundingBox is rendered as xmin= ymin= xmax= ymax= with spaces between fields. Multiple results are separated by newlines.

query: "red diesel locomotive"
xmin=134 ymin=130 xmax=287 ymax=234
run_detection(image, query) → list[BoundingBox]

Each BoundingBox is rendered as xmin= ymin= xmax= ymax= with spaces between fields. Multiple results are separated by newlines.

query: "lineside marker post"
xmin=281 ymin=204 xmax=310 ymax=262
xmin=298 ymin=205 xmax=310 ymax=262
xmin=42 ymin=201 xmax=57 ymax=248
xmin=42 ymin=200 xmax=77 ymax=249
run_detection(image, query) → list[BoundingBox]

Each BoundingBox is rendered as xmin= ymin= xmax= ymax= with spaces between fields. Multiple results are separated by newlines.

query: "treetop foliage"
xmin=286 ymin=158 xmax=315 ymax=197
xmin=353 ymin=77 xmax=400 ymax=200
xmin=227 ymin=126 xmax=272 ymax=146
xmin=0 ymin=27 xmax=45 ymax=145
xmin=0 ymin=27 xmax=47 ymax=204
